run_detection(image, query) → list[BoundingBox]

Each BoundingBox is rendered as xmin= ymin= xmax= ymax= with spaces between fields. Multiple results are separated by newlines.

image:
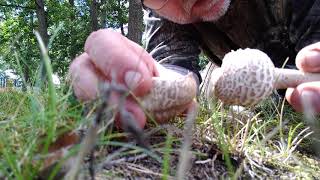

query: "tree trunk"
xmin=117 ymin=0 xmax=125 ymax=36
xmin=120 ymin=24 xmax=125 ymax=36
xmin=35 ymin=0 xmax=49 ymax=88
xmin=127 ymin=0 xmax=143 ymax=44
xmin=89 ymin=0 xmax=99 ymax=31
xmin=100 ymin=0 xmax=107 ymax=28
xmin=35 ymin=0 xmax=49 ymax=46
xmin=68 ymin=0 xmax=74 ymax=6
xmin=68 ymin=0 xmax=77 ymax=59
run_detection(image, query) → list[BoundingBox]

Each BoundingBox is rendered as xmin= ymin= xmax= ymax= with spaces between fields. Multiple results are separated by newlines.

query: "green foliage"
xmin=0 ymin=89 xmax=31 ymax=120
xmin=0 ymin=40 xmax=81 ymax=178
xmin=101 ymin=0 xmax=128 ymax=29
xmin=0 ymin=89 xmax=83 ymax=179
xmin=0 ymin=0 xmax=128 ymax=82
xmin=199 ymin=52 xmax=209 ymax=70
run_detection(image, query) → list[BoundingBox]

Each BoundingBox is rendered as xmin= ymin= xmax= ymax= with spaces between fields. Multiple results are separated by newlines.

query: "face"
xmin=143 ymin=0 xmax=231 ymax=24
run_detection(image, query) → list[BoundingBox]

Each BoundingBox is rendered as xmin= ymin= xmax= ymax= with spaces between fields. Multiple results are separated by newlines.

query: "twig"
xmin=0 ymin=3 xmax=35 ymax=10
xmin=110 ymin=71 xmax=149 ymax=149
xmin=88 ymin=151 xmax=95 ymax=180
xmin=64 ymin=83 xmax=115 ymax=180
xmin=145 ymin=124 xmax=184 ymax=137
xmin=119 ymin=106 xmax=149 ymax=149
xmin=103 ymin=154 xmax=149 ymax=167
xmin=96 ymin=146 xmax=129 ymax=170
xmin=194 ymin=159 xmax=212 ymax=164
xmin=125 ymin=162 xmax=175 ymax=179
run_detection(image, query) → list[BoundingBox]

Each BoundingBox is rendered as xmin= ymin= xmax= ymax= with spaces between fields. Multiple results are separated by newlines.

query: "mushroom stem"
xmin=274 ymin=68 xmax=320 ymax=89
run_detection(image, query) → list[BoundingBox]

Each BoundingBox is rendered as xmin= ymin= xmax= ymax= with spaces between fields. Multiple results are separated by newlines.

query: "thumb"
xmin=296 ymin=42 xmax=320 ymax=73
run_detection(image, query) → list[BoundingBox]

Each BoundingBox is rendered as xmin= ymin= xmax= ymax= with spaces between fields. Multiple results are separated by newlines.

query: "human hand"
xmin=286 ymin=42 xmax=320 ymax=113
xmin=69 ymin=29 xmax=195 ymax=129
xmin=69 ymin=29 xmax=159 ymax=128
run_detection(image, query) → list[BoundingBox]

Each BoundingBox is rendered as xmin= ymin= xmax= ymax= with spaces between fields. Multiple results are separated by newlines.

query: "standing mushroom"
xmin=208 ymin=48 xmax=320 ymax=106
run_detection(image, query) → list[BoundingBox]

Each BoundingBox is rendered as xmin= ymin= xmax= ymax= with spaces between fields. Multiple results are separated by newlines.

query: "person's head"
xmin=142 ymin=0 xmax=231 ymax=24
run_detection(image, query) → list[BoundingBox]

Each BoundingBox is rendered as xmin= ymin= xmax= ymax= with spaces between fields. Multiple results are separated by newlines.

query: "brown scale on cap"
xmin=139 ymin=72 xmax=197 ymax=121
xmin=208 ymin=48 xmax=320 ymax=106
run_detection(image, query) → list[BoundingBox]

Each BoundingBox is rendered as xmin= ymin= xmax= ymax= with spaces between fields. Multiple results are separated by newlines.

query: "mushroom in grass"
xmin=208 ymin=48 xmax=320 ymax=106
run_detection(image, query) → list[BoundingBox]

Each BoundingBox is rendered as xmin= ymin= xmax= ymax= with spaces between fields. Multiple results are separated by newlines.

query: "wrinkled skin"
xmin=69 ymin=1 xmax=320 ymax=130
xmin=143 ymin=0 xmax=231 ymax=24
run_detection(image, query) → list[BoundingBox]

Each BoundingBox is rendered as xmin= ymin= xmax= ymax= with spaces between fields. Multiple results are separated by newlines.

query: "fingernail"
xmin=300 ymin=90 xmax=320 ymax=112
xmin=125 ymin=71 xmax=142 ymax=90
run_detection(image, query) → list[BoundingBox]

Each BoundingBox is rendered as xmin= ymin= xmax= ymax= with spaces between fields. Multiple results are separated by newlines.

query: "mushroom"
xmin=140 ymin=72 xmax=197 ymax=121
xmin=208 ymin=48 xmax=320 ymax=106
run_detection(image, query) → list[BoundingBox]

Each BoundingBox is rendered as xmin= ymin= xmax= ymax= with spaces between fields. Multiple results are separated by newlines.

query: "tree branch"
xmin=0 ymin=3 xmax=35 ymax=10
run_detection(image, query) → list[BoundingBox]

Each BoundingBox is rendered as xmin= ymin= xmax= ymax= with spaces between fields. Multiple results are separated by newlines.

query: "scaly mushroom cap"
xmin=140 ymin=72 xmax=197 ymax=121
xmin=213 ymin=48 xmax=275 ymax=106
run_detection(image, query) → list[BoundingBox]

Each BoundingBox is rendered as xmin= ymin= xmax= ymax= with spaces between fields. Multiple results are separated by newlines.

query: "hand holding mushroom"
xmin=286 ymin=42 xmax=320 ymax=112
xmin=69 ymin=29 xmax=197 ymax=129
xmin=208 ymin=42 xmax=320 ymax=112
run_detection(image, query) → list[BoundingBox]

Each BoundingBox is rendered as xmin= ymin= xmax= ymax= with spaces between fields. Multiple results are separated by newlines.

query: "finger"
xmin=285 ymin=82 xmax=320 ymax=112
xmin=126 ymin=37 xmax=160 ymax=77
xmin=70 ymin=54 xmax=147 ymax=128
xmin=113 ymin=97 xmax=147 ymax=129
xmin=296 ymin=42 xmax=320 ymax=73
xmin=123 ymin=99 xmax=147 ymax=129
xmin=69 ymin=52 xmax=148 ymax=130
xmin=69 ymin=53 xmax=101 ymax=101
xmin=84 ymin=29 xmax=158 ymax=96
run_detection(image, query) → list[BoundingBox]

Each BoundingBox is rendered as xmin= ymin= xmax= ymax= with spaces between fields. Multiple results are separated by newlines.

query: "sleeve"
xmin=289 ymin=0 xmax=320 ymax=51
xmin=144 ymin=10 xmax=202 ymax=85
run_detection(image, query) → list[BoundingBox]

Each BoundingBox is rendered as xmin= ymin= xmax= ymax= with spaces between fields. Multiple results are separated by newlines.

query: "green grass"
xmin=1 ymin=77 xmax=319 ymax=179
xmin=0 ymin=34 xmax=319 ymax=179
xmin=0 ymin=32 xmax=83 ymax=179
xmin=0 ymin=85 xmax=83 ymax=179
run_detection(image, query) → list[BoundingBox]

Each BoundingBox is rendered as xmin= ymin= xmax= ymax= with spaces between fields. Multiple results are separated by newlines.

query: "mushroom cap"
xmin=213 ymin=48 xmax=275 ymax=106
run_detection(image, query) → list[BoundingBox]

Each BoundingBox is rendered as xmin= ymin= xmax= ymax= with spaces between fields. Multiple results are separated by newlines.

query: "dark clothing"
xmin=145 ymin=0 xmax=320 ymax=84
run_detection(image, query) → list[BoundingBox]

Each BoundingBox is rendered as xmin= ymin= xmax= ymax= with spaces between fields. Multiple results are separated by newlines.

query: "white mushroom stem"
xmin=209 ymin=48 xmax=320 ymax=106
xmin=274 ymin=68 xmax=320 ymax=89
